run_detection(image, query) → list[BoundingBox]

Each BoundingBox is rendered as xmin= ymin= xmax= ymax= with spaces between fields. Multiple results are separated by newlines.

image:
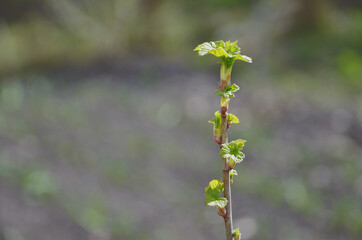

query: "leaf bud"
xmin=219 ymin=80 xmax=228 ymax=90
xmin=220 ymin=96 xmax=230 ymax=108
xmin=214 ymin=135 xmax=222 ymax=145
xmin=221 ymin=106 xmax=228 ymax=115
xmin=233 ymin=228 xmax=241 ymax=240
xmin=217 ymin=206 xmax=227 ymax=218
xmin=227 ymin=159 xmax=236 ymax=170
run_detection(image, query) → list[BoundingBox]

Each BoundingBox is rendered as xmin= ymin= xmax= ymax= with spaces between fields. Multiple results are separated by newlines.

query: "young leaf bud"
xmin=221 ymin=106 xmax=228 ymax=115
xmin=227 ymin=159 xmax=236 ymax=170
xmin=217 ymin=206 xmax=227 ymax=218
xmin=233 ymin=228 xmax=241 ymax=240
xmin=219 ymin=80 xmax=228 ymax=91
xmin=230 ymin=169 xmax=237 ymax=186
xmin=220 ymin=96 xmax=230 ymax=108
xmin=214 ymin=135 xmax=222 ymax=145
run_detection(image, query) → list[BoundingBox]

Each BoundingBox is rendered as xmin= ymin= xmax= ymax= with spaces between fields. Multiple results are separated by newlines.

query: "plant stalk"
xmin=220 ymin=63 xmax=233 ymax=240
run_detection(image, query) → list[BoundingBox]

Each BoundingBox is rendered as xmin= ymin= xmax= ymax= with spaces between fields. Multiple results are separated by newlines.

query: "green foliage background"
xmin=0 ymin=0 xmax=361 ymax=240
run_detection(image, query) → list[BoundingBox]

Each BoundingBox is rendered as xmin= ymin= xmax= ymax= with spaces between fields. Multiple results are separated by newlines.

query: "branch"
xmin=220 ymin=74 xmax=233 ymax=240
xmin=194 ymin=40 xmax=252 ymax=240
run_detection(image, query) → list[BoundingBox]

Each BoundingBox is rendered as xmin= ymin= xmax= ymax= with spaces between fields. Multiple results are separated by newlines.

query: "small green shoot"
xmin=205 ymin=179 xmax=227 ymax=208
xmin=195 ymin=40 xmax=252 ymax=240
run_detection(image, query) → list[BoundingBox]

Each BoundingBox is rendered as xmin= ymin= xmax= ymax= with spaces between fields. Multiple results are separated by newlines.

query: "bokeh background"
xmin=0 ymin=0 xmax=362 ymax=239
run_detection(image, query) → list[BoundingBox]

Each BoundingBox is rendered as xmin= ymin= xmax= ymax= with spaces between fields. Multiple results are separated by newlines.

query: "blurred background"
xmin=0 ymin=0 xmax=361 ymax=239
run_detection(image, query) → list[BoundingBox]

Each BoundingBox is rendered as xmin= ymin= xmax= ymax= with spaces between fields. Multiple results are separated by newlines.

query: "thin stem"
xmin=223 ymin=168 xmax=232 ymax=240
xmin=220 ymin=63 xmax=233 ymax=240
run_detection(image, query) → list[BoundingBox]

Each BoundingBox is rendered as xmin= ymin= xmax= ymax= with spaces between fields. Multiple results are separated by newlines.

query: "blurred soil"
xmin=0 ymin=60 xmax=361 ymax=240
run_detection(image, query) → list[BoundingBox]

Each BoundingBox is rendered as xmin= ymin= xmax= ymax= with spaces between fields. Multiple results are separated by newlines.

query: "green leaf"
xmin=209 ymin=111 xmax=222 ymax=137
xmin=220 ymin=139 xmax=246 ymax=163
xmin=227 ymin=113 xmax=239 ymax=125
xmin=214 ymin=84 xmax=240 ymax=98
xmin=205 ymin=179 xmax=227 ymax=208
xmin=235 ymin=54 xmax=253 ymax=63
xmin=229 ymin=84 xmax=240 ymax=92
xmin=209 ymin=179 xmax=220 ymax=189
xmin=194 ymin=42 xmax=214 ymax=56
xmin=206 ymin=198 xmax=228 ymax=208
xmin=209 ymin=111 xmax=239 ymax=137
xmin=214 ymin=89 xmax=233 ymax=98
xmin=208 ymin=111 xmax=221 ymax=129
xmin=233 ymin=228 xmax=241 ymax=240
xmin=209 ymin=48 xmax=232 ymax=59
xmin=194 ymin=41 xmax=252 ymax=65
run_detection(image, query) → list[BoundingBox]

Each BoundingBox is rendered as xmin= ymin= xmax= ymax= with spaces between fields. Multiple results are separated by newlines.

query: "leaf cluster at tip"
xmin=205 ymin=179 xmax=227 ymax=208
xmin=215 ymin=84 xmax=240 ymax=98
xmin=220 ymin=139 xmax=246 ymax=163
xmin=194 ymin=40 xmax=252 ymax=64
